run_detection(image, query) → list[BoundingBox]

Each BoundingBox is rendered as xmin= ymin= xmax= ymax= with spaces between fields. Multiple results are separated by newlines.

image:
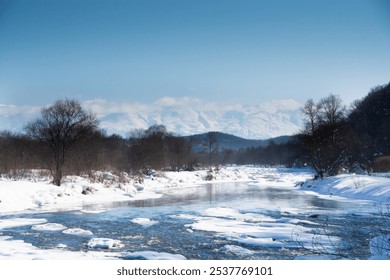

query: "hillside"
xmin=185 ymin=132 xmax=293 ymax=151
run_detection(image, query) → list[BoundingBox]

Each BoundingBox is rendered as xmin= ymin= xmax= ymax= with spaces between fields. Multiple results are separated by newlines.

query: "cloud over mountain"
xmin=1 ymin=97 xmax=303 ymax=139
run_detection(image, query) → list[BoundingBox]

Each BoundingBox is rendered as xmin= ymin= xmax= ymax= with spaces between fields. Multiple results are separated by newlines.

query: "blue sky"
xmin=1 ymin=0 xmax=390 ymax=106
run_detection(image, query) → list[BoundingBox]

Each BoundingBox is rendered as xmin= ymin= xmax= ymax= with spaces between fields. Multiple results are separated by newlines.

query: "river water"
xmin=1 ymin=182 xmax=389 ymax=259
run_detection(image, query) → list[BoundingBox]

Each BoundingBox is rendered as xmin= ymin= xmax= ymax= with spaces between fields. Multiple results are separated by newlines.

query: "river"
xmin=1 ymin=181 xmax=389 ymax=259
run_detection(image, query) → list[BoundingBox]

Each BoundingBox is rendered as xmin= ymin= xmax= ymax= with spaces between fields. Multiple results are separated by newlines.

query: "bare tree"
xmin=301 ymin=98 xmax=321 ymax=135
xmin=301 ymin=95 xmax=349 ymax=176
xmin=203 ymin=132 xmax=218 ymax=170
xmin=25 ymin=99 xmax=98 ymax=186
xmin=319 ymin=94 xmax=345 ymax=127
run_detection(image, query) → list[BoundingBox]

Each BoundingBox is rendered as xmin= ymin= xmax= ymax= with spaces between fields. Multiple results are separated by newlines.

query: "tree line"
xmin=227 ymin=82 xmax=390 ymax=176
xmin=1 ymin=82 xmax=389 ymax=185
xmin=298 ymin=82 xmax=390 ymax=176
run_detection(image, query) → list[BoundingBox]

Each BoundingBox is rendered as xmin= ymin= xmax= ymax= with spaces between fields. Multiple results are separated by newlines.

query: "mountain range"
xmin=0 ymin=98 xmax=303 ymax=140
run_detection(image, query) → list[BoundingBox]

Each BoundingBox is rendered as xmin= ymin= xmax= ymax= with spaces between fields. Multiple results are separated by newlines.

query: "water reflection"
xmin=91 ymin=182 xmax=360 ymax=213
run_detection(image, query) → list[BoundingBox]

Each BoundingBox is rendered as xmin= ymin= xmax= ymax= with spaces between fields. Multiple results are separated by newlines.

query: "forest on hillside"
xmin=1 ymin=82 xmax=389 ymax=185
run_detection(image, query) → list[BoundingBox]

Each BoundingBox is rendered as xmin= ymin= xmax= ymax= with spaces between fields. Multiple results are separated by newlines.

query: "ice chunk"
xmin=123 ymin=251 xmax=186 ymax=260
xmin=87 ymin=238 xmax=123 ymax=249
xmin=31 ymin=223 xmax=67 ymax=231
xmin=63 ymin=228 xmax=93 ymax=236
xmin=131 ymin=218 xmax=158 ymax=227
xmin=220 ymin=245 xmax=254 ymax=256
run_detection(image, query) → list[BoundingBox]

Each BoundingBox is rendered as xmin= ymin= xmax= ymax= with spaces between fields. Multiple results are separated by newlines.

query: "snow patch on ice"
xmin=87 ymin=238 xmax=123 ymax=249
xmin=31 ymin=223 xmax=67 ymax=231
xmin=185 ymin=206 xmax=337 ymax=252
xmin=220 ymin=245 xmax=254 ymax=256
xmin=123 ymin=251 xmax=187 ymax=260
xmin=131 ymin=218 xmax=158 ymax=227
xmin=63 ymin=228 xmax=93 ymax=236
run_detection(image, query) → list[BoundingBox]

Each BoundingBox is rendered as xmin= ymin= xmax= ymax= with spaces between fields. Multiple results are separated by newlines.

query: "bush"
xmin=373 ymin=156 xmax=390 ymax=172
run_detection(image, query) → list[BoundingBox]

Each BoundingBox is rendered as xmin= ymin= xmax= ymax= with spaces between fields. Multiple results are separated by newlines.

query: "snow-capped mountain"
xmin=0 ymin=98 xmax=303 ymax=139
xmin=86 ymin=98 xmax=303 ymax=139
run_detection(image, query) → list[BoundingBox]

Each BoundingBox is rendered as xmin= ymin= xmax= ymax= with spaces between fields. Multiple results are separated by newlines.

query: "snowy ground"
xmin=0 ymin=166 xmax=310 ymax=215
xmin=1 ymin=166 xmax=390 ymax=260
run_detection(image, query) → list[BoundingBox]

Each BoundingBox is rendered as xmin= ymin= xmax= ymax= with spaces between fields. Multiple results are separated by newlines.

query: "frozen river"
xmin=1 ymin=181 xmax=389 ymax=259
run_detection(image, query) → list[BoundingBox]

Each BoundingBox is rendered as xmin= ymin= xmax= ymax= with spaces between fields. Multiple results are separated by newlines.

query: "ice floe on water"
xmin=179 ymin=206 xmax=337 ymax=252
xmin=0 ymin=236 xmax=119 ymax=259
xmin=87 ymin=238 xmax=123 ymax=249
xmin=123 ymin=251 xmax=187 ymax=260
xmin=63 ymin=228 xmax=93 ymax=236
xmin=220 ymin=245 xmax=254 ymax=256
xmin=131 ymin=217 xmax=158 ymax=227
xmin=31 ymin=223 xmax=67 ymax=231
xmin=203 ymin=207 xmax=273 ymax=222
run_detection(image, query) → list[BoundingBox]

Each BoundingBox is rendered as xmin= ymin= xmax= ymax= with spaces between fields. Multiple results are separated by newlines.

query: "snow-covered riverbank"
xmin=0 ymin=166 xmax=312 ymax=214
xmin=297 ymin=172 xmax=390 ymax=204
xmin=1 ymin=166 xmax=390 ymax=214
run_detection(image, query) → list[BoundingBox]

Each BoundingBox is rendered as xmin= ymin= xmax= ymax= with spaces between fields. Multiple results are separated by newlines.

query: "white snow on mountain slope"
xmin=88 ymin=98 xmax=303 ymax=139
xmin=0 ymin=98 xmax=303 ymax=139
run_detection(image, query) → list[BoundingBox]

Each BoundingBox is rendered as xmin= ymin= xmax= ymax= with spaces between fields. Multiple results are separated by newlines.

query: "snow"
xmin=1 ymin=166 xmax=390 ymax=259
xmin=87 ymin=238 xmax=123 ymax=249
xmin=31 ymin=223 xmax=67 ymax=231
xmin=2 ymin=98 xmax=303 ymax=139
xmin=0 ymin=174 xmax=160 ymax=214
xmin=63 ymin=228 xmax=93 ymax=236
xmin=131 ymin=218 xmax=158 ymax=227
xmin=298 ymin=173 xmax=390 ymax=204
xmin=123 ymin=251 xmax=187 ymax=260
xmin=0 ymin=236 xmax=119 ymax=260
xmin=0 ymin=166 xmax=312 ymax=215
xmin=0 ymin=218 xmax=47 ymax=230
xmin=179 ymin=206 xmax=334 ymax=251
xmin=220 ymin=245 xmax=254 ymax=256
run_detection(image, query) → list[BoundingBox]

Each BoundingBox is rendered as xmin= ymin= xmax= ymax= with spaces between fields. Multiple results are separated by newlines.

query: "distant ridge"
xmin=185 ymin=132 xmax=294 ymax=151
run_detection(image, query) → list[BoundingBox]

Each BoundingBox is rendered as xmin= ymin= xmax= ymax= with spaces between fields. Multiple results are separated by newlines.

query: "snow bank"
xmin=0 ymin=218 xmax=47 ymax=230
xmin=0 ymin=176 xmax=151 ymax=214
xmin=0 ymin=236 xmax=119 ymax=260
xmin=298 ymin=174 xmax=390 ymax=203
